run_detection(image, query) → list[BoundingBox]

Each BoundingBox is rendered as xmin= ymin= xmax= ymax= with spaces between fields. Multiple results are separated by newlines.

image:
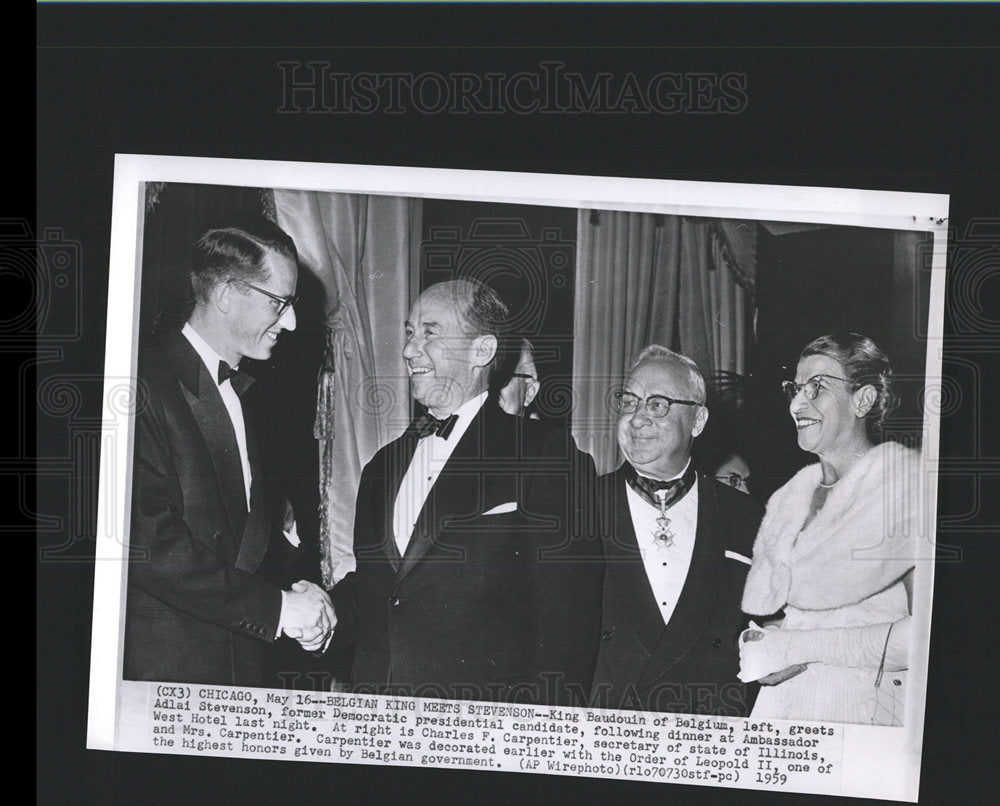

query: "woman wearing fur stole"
xmin=739 ymin=333 xmax=927 ymax=725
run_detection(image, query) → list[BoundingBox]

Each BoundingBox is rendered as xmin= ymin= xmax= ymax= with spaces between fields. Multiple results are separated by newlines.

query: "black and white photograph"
xmin=84 ymin=156 xmax=945 ymax=802
xmin=37 ymin=5 xmax=998 ymax=806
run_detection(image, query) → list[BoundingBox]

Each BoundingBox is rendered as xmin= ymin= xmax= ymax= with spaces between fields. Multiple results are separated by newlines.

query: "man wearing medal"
xmin=590 ymin=345 xmax=764 ymax=716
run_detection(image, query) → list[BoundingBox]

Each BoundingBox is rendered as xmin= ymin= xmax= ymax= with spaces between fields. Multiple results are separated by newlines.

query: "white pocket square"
xmin=725 ymin=550 xmax=752 ymax=566
xmin=483 ymin=502 xmax=517 ymax=516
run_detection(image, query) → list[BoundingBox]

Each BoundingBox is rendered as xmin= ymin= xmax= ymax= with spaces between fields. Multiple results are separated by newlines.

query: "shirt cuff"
xmin=282 ymin=520 xmax=301 ymax=548
xmin=276 ymin=589 xmax=288 ymax=639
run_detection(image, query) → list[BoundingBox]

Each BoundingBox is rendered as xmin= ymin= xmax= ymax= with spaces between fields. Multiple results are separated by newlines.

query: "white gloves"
xmin=738 ymin=618 xmax=909 ymax=684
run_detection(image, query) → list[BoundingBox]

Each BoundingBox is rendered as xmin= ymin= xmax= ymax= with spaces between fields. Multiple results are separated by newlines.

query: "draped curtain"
xmin=572 ymin=211 xmax=755 ymax=474
xmin=274 ymin=191 xmax=421 ymax=586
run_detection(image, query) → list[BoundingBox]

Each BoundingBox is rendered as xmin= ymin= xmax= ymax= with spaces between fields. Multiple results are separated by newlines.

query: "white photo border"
xmin=89 ymin=154 xmax=948 ymax=802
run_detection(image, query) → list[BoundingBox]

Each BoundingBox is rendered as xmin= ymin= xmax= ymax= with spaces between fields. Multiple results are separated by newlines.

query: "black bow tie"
xmin=626 ymin=464 xmax=696 ymax=510
xmin=413 ymin=412 xmax=459 ymax=440
xmin=217 ymin=360 xmax=237 ymax=385
xmin=217 ymin=360 xmax=253 ymax=396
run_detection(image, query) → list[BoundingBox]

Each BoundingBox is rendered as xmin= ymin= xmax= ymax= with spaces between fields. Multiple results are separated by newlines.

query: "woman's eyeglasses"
xmin=781 ymin=374 xmax=849 ymax=402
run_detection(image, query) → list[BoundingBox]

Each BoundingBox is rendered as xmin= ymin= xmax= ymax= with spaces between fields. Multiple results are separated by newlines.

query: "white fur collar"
xmin=742 ymin=442 xmax=928 ymax=615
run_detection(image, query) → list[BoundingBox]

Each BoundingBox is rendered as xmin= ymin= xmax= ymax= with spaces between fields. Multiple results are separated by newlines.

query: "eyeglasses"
xmin=229 ymin=279 xmax=299 ymax=317
xmin=781 ymin=374 xmax=849 ymax=402
xmin=613 ymin=390 xmax=700 ymax=418
xmin=716 ymin=472 xmax=748 ymax=490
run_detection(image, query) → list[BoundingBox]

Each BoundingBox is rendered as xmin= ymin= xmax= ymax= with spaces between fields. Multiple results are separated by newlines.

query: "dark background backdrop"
xmin=36 ymin=5 xmax=998 ymax=805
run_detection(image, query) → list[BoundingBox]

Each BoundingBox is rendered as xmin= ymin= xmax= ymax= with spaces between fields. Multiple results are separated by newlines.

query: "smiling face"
xmin=616 ymin=356 xmax=708 ymax=480
xmin=220 ymin=249 xmax=298 ymax=365
xmin=402 ymin=284 xmax=494 ymax=415
xmin=789 ymin=353 xmax=868 ymax=457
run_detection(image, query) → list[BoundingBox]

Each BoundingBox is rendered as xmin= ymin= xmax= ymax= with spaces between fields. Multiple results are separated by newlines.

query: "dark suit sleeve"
xmin=128 ymin=379 xmax=282 ymax=642
xmin=249 ymin=391 xmax=315 ymax=588
xmin=715 ymin=481 xmax=767 ymax=714
xmin=522 ymin=426 xmax=605 ymax=706
xmin=329 ymin=452 xmax=381 ymax=650
xmin=257 ymin=489 xmax=304 ymax=587
xmin=720 ymin=483 xmax=764 ymax=560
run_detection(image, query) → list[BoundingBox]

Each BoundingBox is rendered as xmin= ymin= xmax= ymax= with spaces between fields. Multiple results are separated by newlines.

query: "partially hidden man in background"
xmin=590 ymin=345 xmax=764 ymax=715
xmin=498 ymin=338 xmax=540 ymax=419
xmin=124 ymin=221 xmax=335 ymax=686
xmin=330 ymin=279 xmax=603 ymax=704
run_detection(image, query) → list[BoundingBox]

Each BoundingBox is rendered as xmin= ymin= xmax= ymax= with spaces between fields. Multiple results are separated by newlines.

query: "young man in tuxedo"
xmin=124 ymin=221 xmax=334 ymax=686
xmin=331 ymin=279 xmax=602 ymax=704
xmin=590 ymin=345 xmax=763 ymax=715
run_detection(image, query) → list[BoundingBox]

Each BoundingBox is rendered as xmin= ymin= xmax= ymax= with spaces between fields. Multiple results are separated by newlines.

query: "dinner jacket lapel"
xmin=394 ymin=401 xmax=500 ymax=585
xmin=167 ymin=332 xmax=248 ymax=544
xmin=603 ymin=466 xmax=665 ymax=680
xmin=235 ymin=399 xmax=269 ymax=573
xmin=375 ymin=426 xmax=421 ymax=573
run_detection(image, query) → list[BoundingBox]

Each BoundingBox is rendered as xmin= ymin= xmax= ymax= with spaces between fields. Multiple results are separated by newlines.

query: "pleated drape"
xmin=274 ymin=190 xmax=421 ymax=585
xmin=573 ymin=211 xmax=752 ymax=474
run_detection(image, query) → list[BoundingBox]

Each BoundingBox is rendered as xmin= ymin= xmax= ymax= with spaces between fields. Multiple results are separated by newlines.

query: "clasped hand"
xmin=738 ymin=621 xmax=808 ymax=685
xmin=281 ymin=580 xmax=336 ymax=652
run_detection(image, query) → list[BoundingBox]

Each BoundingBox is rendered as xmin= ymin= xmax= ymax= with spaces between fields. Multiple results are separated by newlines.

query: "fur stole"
xmin=742 ymin=441 xmax=928 ymax=615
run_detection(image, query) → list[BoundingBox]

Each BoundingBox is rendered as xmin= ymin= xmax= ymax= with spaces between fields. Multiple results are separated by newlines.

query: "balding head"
xmin=616 ymin=346 xmax=709 ymax=479
xmin=402 ymin=279 xmax=509 ymax=416
xmin=627 ymin=344 xmax=706 ymax=404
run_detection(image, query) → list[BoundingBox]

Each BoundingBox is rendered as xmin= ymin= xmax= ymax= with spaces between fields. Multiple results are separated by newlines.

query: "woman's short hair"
xmin=800 ymin=332 xmax=898 ymax=438
xmin=189 ymin=219 xmax=298 ymax=303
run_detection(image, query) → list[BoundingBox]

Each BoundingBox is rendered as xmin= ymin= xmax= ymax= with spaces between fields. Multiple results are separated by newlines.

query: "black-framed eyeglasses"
xmin=613 ymin=390 xmax=700 ymax=418
xmin=229 ymin=279 xmax=298 ymax=316
xmin=781 ymin=374 xmax=850 ymax=402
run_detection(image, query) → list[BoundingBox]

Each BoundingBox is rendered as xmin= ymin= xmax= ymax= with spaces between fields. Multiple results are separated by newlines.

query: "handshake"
xmin=279 ymin=580 xmax=336 ymax=652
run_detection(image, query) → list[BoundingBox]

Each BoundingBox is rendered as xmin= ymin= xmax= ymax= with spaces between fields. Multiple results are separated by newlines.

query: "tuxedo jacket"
xmin=590 ymin=466 xmax=763 ymax=716
xmin=332 ymin=400 xmax=604 ymax=705
xmin=123 ymin=331 xmax=286 ymax=686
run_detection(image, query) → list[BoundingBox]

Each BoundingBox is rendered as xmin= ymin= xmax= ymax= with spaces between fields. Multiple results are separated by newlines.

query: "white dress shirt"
xmin=392 ymin=390 xmax=488 ymax=556
xmin=182 ymin=323 xmax=252 ymax=509
xmin=625 ymin=460 xmax=699 ymax=626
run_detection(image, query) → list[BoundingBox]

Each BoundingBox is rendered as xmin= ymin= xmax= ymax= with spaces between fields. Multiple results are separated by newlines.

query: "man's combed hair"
xmin=460 ymin=279 xmax=511 ymax=340
xmin=189 ymin=219 xmax=298 ymax=303
xmin=629 ymin=344 xmax=707 ymax=404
